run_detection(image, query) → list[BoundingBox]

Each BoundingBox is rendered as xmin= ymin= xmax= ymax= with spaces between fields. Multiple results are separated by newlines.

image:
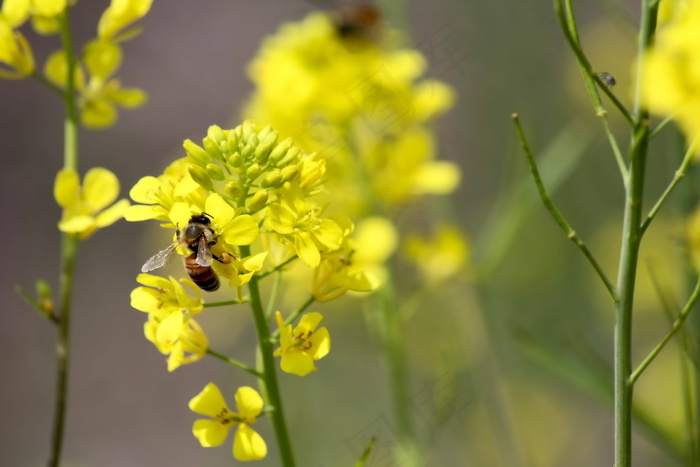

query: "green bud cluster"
xmin=181 ymin=121 xmax=322 ymax=213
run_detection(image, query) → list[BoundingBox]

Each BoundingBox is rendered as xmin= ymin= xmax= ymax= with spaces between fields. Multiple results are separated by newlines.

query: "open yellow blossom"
xmin=54 ymin=167 xmax=129 ymax=239
xmin=274 ymin=311 xmax=330 ymax=376
xmin=642 ymin=2 xmax=700 ymax=147
xmin=144 ymin=313 xmax=208 ymax=371
xmin=189 ymin=383 xmax=267 ymax=461
xmin=264 ymin=183 xmax=344 ymax=268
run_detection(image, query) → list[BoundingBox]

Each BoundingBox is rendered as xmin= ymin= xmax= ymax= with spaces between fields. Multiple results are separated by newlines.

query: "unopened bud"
xmin=183 ymin=139 xmax=211 ymax=166
xmin=246 ymin=189 xmax=269 ymax=212
xmin=188 ymin=164 xmax=213 ymax=190
xmin=206 ymin=163 xmax=225 ymax=181
xmin=246 ymin=163 xmax=262 ymax=180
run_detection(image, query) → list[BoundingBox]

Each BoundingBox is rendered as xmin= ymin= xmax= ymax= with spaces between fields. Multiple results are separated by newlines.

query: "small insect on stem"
xmin=598 ymin=72 xmax=616 ymax=88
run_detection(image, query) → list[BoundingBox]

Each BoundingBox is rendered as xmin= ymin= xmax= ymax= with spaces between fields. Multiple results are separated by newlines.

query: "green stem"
xmin=242 ymin=245 xmax=296 ymax=467
xmin=203 ymin=298 xmax=247 ymax=307
xmin=512 ymin=114 xmax=617 ymax=302
xmin=49 ymin=9 xmax=79 ymax=467
xmin=614 ymin=3 xmax=657 ymax=465
xmin=206 ymin=348 xmax=263 ymax=377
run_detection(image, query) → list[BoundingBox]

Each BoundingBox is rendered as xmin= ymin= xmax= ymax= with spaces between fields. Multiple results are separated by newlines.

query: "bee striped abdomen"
xmin=184 ymin=254 xmax=220 ymax=291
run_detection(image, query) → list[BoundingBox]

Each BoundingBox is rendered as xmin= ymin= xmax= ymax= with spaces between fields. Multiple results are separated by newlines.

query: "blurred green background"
xmin=1 ymin=1 xmax=695 ymax=466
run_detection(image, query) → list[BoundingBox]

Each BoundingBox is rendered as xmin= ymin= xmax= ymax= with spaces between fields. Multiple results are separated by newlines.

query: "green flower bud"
xmin=188 ymin=164 xmax=213 ymax=190
xmin=261 ymin=169 xmax=282 ymax=188
xmin=225 ymin=181 xmax=243 ymax=199
xmin=254 ymin=140 xmax=275 ymax=164
xmin=246 ymin=163 xmax=262 ymax=180
xmin=207 ymin=125 xmax=227 ymax=145
xmin=258 ymin=125 xmax=278 ymax=145
xmin=277 ymin=146 xmax=301 ymax=167
xmin=206 ymin=163 xmax=225 ymax=181
xmin=280 ymin=164 xmax=298 ymax=183
xmin=246 ymin=189 xmax=269 ymax=212
xmin=227 ymin=152 xmax=243 ymax=167
xmin=241 ymin=143 xmax=255 ymax=159
xmin=227 ymin=137 xmax=239 ymax=155
xmin=183 ymin=139 xmax=211 ymax=166
xmin=242 ymin=121 xmax=257 ymax=143
xmin=268 ymin=138 xmax=293 ymax=165
xmin=203 ymin=136 xmax=223 ymax=161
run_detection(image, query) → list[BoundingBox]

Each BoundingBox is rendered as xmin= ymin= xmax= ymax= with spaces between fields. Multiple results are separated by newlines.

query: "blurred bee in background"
xmin=141 ymin=213 xmax=232 ymax=292
xmin=333 ymin=3 xmax=382 ymax=40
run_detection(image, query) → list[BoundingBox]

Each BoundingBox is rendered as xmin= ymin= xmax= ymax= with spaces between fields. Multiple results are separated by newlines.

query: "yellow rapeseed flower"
xmin=189 ymin=383 xmax=267 ymax=461
xmin=274 ymin=311 xmax=330 ymax=376
xmin=0 ymin=16 xmax=34 ymax=79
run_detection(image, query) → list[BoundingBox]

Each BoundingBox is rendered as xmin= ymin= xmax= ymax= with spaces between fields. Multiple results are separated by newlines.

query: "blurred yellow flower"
xmin=244 ymin=12 xmax=458 ymax=214
xmin=98 ymin=0 xmax=153 ymax=41
xmin=404 ymin=225 xmax=469 ymax=285
xmin=643 ymin=1 xmax=700 ymax=146
xmin=54 ymin=167 xmax=129 ymax=239
xmin=0 ymin=16 xmax=34 ymax=79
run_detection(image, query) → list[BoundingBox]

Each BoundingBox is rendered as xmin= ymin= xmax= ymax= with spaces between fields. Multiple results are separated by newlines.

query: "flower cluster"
xmin=244 ymin=12 xmax=460 ymax=215
xmin=1 ymin=0 xmax=150 ymax=127
xmin=127 ymin=121 xmax=379 ymax=459
xmin=643 ymin=1 xmax=700 ymax=146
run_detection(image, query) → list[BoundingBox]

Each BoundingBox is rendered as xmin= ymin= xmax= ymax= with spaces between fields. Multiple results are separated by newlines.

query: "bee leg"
xmin=213 ymin=252 xmax=234 ymax=264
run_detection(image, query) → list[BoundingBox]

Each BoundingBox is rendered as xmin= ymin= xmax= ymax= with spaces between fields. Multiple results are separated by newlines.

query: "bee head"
xmin=189 ymin=212 xmax=213 ymax=226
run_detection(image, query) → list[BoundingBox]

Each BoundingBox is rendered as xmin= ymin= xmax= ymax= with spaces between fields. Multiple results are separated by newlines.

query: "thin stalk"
xmin=556 ymin=0 xmax=628 ymax=182
xmin=640 ymin=140 xmax=697 ymax=234
xmin=512 ymin=114 xmax=618 ymax=302
xmin=270 ymin=295 xmax=316 ymax=340
xmin=630 ymin=276 xmax=700 ymax=385
xmin=614 ymin=3 xmax=657 ymax=465
xmin=206 ymin=348 xmax=263 ymax=377
xmin=49 ymin=9 xmax=79 ymax=467
xmin=242 ymin=245 xmax=296 ymax=467
xmin=203 ymin=298 xmax=247 ymax=307
xmin=376 ymin=273 xmax=418 ymax=466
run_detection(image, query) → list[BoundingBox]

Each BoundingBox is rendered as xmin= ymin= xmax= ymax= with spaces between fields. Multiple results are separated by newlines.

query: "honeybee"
xmin=141 ymin=213 xmax=230 ymax=292
xmin=334 ymin=3 xmax=381 ymax=40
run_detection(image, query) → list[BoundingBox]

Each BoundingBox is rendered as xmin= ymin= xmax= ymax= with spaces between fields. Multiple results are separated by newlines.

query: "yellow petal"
xmin=233 ymin=424 xmax=267 ymax=461
xmin=234 ymin=386 xmax=263 ymax=419
xmin=98 ymin=0 xmax=154 ymax=40
xmin=295 ymin=231 xmax=320 ymax=268
xmin=129 ymin=287 xmax=160 ymax=312
xmin=83 ymin=39 xmax=122 ymax=79
xmin=81 ymin=98 xmax=117 ymax=129
xmin=155 ymin=310 xmax=183 ymax=346
xmin=129 ymin=175 xmax=160 ymax=203
xmin=280 ymin=350 xmax=316 ymax=376
xmin=108 ymin=86 xmax=146 ymax=108
xmin=193 ymin=419 xmax=229 ymax=447
xmin=241 ymin=252 xmax=268 ymax=272
xmin=83 ymin=167 xmax=120 ymax=212
xmin=58 ymin=215 xmax=93 ymax=233
xmin=2 ymin=0 xmax=30 ymax=28
xmin=309 ymin=326 xmax=330 ymax=360
xmin=95 ymin=199 xmax=129 ymax=227
xmin=313 ymin=219 xmax=343 ymax=250
xmin=412 ymin=161 xmax=461 ymax=195
xmin=354 ymin=216 xmax=397 ymax=263
xmin=32 ymin=0 xmax=66 ymax=17
xmin=189 ymin=382 xmax=229 ymax=417
xmin=123 ymin=204 xmax=159 ymax=221
xmin=297 ymin=311 xmax=323 ymax=334
xmin=53 ymin=168 xmax=79 ymax=208
xmin=223 ymin=215 xmax=259 ymax=246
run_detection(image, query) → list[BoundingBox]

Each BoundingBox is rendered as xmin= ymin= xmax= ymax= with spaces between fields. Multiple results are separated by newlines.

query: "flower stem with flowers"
xmin=127 ymin=121 xmax=377 ymax=464
xmin=2 ymin=1 xmax=152 ymax=466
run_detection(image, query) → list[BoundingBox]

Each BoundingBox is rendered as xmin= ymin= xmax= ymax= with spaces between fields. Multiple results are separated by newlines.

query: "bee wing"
xmin=196 ymin=239 xmax=213 ymax=267
xmin=141 ymin=243 xmax=178 ymax=273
